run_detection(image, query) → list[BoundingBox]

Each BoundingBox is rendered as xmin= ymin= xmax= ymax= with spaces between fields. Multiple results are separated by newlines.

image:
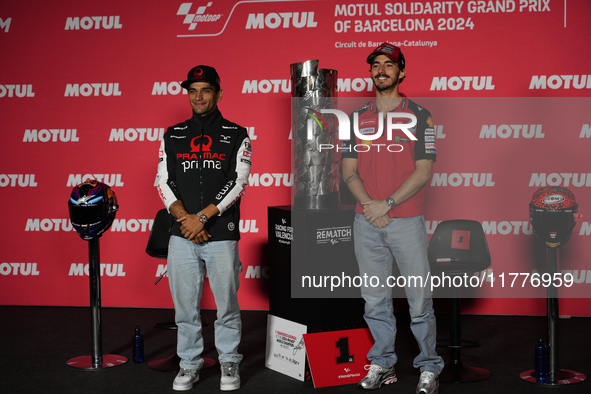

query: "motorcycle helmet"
xmin=68 ymin=179 xmax=119 ymax=240
xmin=529 ymin=186 xmax=578 ymax=248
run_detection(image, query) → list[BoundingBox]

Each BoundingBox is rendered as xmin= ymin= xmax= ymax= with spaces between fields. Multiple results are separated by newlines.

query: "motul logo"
xmin=109 ymin=128 xmax=164 ymax=142
xmin=248 ymin=173 xmax=293 ymax=187
xmin=425 ymin=221 xmax=441 ymax=234
xmin=0 ymin=84 xmax=34 ymax=97
xmin=529 ymin=75 xmax=591 ymax=89
xmin=110 ymin=219 xmax=154 ymax=232
xmin=152 ymin=82 xmax=187 ymax=95
xmin=479 ymin=124 xmax=544 ymax=138
xmin=68 ymin=263 xmax=126 ymax=277
xmin=431 ymin=173 xmax=494 ymax=187
xmin=23 ymin=129 xmax=79 ymax=142
xmin=338 ymin=78 xmax=374 ymax=92
xmin=239 ymin=220 xmax=259 ymax=233
xmin=25 ymin=219 xmax=73 ymax=232
xmin=245 ymin=12 xmax=317 ymax=29
xmin=245 ymin=265 xmax=269 ymax=279
xmin=0 ymin=263 xmax=40 ymax=276
xmin=529 ymin=173 xmax=591 ymax=187
xmin=1 ymin=17 xmax=11 ymax=33
xmin=430 ymin=76 xmax=494 ymax=91
xmin=0 ymin=174 xmax=37 ymax=187
xmin=65 ymin=16 xmax=122 ymax=30
xmin=247 ymin=127 xmax=258 ymax=140
xmin=64 ymin=83 xmax=122 ymax=97
xmin=241 ymin=78 xmax=376 ymax=93
xmin=67 ymin=174 xmax=123 ymax=187
xmin=242 ymin=80 xmax=291 ymax=94
xmin=482 ymin=221 xmax=533 ymax=235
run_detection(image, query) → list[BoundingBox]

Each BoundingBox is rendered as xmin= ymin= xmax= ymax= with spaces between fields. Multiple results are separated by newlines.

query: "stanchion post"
xmin=89 ymin=238 xmax=103 ymax=369
xmin=546 ymin=247 xmax=559 ymax=384
xmin=66 ymin=237 xmax=127 ymax=369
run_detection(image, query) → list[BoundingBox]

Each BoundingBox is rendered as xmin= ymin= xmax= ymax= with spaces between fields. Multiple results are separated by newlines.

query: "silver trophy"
xmin=291 ymin=60 xmax=340 ymax=210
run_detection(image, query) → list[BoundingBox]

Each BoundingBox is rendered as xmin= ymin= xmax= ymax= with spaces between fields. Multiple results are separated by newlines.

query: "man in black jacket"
xmin=156 ymin=65 xmax=252 ymax=391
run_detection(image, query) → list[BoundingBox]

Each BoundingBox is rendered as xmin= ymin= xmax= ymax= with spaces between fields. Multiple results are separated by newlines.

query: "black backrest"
xmin=428 ymin=220 xmax=491 ymax=275
xmin=145 ymin=209 xmax=173 ymax=259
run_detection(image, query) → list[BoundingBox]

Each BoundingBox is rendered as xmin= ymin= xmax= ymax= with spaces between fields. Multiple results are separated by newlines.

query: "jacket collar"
xmin=189 ymin=107 xmax=223 ymax=129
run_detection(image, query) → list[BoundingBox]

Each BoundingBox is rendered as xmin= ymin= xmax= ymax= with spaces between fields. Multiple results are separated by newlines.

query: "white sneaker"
xmin=220 ymin=362 xmax=240 ymax=391
xmin=173 ymin=368 xmax=199 ymax=391
xmin=416 ymin=370 xmax=439 ymax=394
xmin=358 ymin=364 xmax=397 ymax=390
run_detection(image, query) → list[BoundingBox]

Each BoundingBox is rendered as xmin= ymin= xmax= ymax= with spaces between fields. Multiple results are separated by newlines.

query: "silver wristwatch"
xmin=197 ymin=211 xmax=208 ymax=224
xmin=385 ymin=197 xmax=396 ymax=209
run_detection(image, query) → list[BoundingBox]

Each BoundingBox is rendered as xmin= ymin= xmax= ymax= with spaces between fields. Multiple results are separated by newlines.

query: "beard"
xmin=373 ymin=73 xmax=399 ymax=93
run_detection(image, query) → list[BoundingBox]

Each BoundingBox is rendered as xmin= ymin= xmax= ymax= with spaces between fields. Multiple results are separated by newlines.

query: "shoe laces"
xmin=221 ymin=362 xmax=237 ymax=376
xmin=179 ymin=368 xmax=194 ymax=377
xmin=420 ymin=370 xmax=436 ymax=383
xmin=364 ymin=364 xmax=384 ymax=378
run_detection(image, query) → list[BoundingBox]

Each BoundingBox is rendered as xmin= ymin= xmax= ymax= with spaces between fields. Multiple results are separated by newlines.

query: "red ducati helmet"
xmin=68 ymin=179 xmax=119 ymax=241
xmin=529 ymin=187 xmax=578 ymax=248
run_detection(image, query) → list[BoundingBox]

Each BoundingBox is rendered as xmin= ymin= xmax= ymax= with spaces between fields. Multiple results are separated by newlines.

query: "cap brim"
xmin=367 ymin=52 xmax=403 ymax=67
xmin=181 ymin=79 xmax=220 ymax=90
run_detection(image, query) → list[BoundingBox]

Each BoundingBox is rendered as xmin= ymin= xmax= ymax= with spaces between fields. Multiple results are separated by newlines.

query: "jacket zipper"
xmin=199 ymin=123 xmax=204 ymax=209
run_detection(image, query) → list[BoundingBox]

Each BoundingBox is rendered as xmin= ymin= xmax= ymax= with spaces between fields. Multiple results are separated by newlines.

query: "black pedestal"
xmin=67 ymin=238 xmax=127 ymax=369
xmin=520 ymin=248 xmax=586 ymax=386
xmin=268 ymin=206 xmax=364 ymax=333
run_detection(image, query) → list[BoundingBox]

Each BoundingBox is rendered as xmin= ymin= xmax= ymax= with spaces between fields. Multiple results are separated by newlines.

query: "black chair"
xmin=146 ymin=208 xmax=173 ymax=260
xmin=146 ymin=208 xmax=175 ymax=326
xmin=428 ymin=219 xmax=492 ymax=383
xmin=145 ymin=209 xmax=215 ymax=371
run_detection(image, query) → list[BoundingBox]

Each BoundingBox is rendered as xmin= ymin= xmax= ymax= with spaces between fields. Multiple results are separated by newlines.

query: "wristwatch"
xmin=385 ymin=197 xmax=396 ymax=209
xmin=197 ymin=211 xmax=208 ymax=224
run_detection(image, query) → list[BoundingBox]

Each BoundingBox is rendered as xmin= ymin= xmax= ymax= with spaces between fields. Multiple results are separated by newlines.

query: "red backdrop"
xmin=1 ymin=0 xmax=590 ymax=316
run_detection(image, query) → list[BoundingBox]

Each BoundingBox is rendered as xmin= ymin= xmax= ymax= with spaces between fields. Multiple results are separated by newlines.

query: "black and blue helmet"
xmin=68 ymin=179 xmax=118 ymax=240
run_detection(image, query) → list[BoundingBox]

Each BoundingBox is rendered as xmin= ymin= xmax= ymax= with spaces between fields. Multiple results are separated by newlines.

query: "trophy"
xmin=290 ymin=60 xmax=340 ymax=210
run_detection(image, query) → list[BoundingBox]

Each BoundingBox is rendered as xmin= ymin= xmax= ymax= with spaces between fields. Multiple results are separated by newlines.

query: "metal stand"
xmin=67 ymin=238 xmax=127 ymax=369
xmin=520 ymin=248 xmax=586 ymax=385
xmin=438 ymin=287 xmax=492 ymax=383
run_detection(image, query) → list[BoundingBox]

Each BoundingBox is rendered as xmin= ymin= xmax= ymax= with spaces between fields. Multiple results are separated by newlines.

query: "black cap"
xmin=181 ymin=65 xmax=221 ymax=90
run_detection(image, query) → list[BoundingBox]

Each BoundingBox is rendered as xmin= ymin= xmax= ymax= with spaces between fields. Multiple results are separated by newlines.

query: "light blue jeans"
xmin=354 ymin=214 xmax=443 ymax=374
xmin=167 ymin=235 xmax=243 ymax=370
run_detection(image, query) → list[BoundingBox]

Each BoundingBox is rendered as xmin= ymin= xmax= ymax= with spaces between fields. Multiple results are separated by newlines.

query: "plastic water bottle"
xmin=535 ymin=339 xmax=548 ymax=383
xmin=132 ymin=326 xmax=145 ymax=363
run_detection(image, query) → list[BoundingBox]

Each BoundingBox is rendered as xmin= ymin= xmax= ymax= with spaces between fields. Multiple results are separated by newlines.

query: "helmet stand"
xmin=520 ymin=247 xmax=586 ymax=385
xmin=67 ymin=238 xmax=128 ymax=369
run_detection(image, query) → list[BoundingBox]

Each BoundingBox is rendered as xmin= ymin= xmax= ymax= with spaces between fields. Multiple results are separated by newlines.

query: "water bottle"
xmin=534 ymin=338 xmax=548 ymax=383
xmin=132 ymin=326 xmax=145 ymax=363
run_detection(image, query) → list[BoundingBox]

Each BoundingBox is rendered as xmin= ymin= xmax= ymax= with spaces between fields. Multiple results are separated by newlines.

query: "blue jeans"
xmin=167 ymin=235 xmax=243 ymax=369
xmin=354 ymin=214 xmax=443 ymax=374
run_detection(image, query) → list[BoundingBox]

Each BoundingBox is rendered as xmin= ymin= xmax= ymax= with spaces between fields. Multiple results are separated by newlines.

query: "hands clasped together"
xmin=178 ymin=213 xmax=212 ymax=244
xmin=362 ymin=199 xmax=392 ymax=229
